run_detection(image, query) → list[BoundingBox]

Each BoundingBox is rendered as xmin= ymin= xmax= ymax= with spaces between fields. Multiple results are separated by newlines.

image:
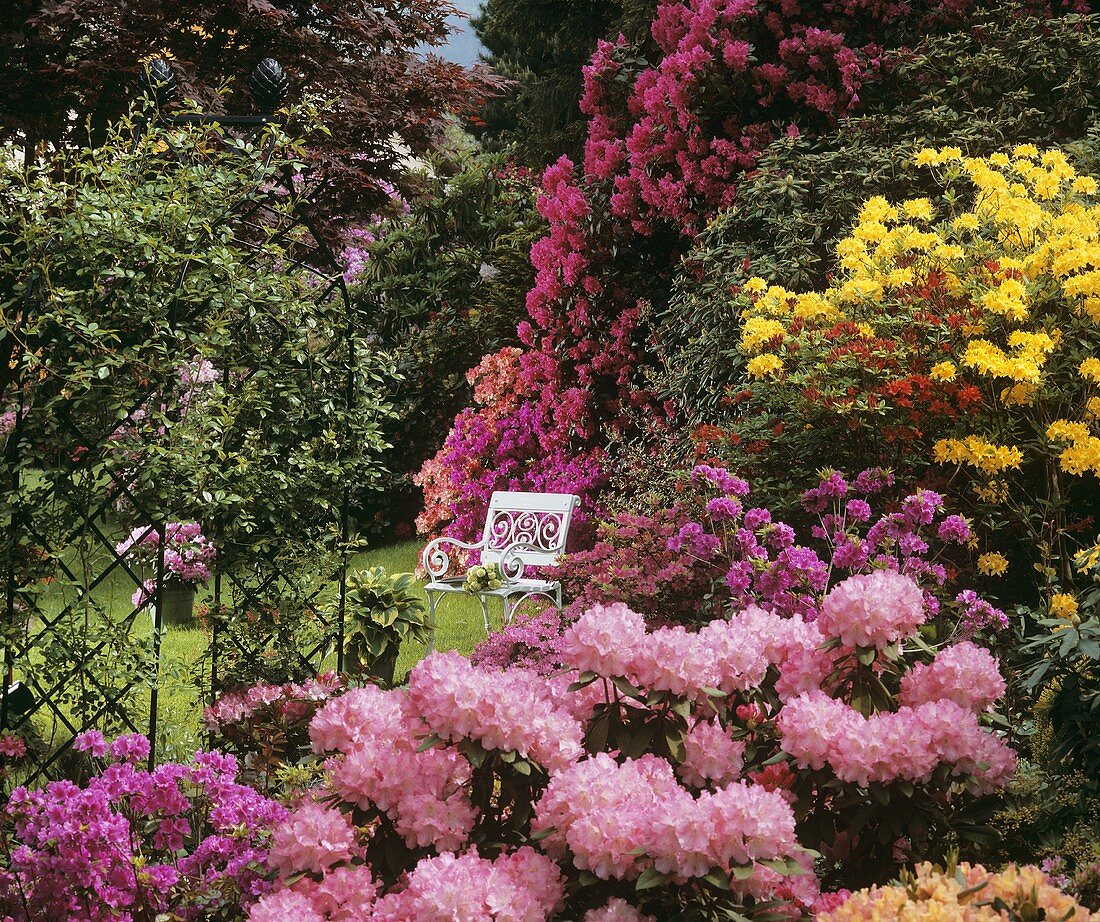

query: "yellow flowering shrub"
xmin=818 ymin=861 xmax=1100 ymax=921
xmin=733 ymin=145 xmax=1100 ymax=593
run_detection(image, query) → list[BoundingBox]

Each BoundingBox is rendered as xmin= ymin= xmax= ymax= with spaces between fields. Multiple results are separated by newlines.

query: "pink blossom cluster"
xmin=898 ymin=641 xmax=1006 ymax=713
xmin=533 ymin=753 xmax=800 ymax=884
xmin=584 ymin=899 xmax=656 ymax=922
xmin=407 ymin=651 xmax=584 ymax=772
xmin=310 ymin=685 xmax=478 ymax=852
xmin=678 ymin=719 xmax=746 ymax=787
xmin=248 ymin=864 xmax=378 ymax=922
xmin=204 ymin=673 xmax=343 ymax=730
xmin=0 ymin=739 xmax=286 ymax=921
xmin=269 ymin=802 xmax=358 ymax=878
xmin=559 ymin=601 xmax=826 ymax=700
xmin=778 ymin=691 xmax=1016 ymax=792
xmin=371 ymin=848 xmax=564 ymax=921
xmin=817 ymin=569 xmax=928 ymax=650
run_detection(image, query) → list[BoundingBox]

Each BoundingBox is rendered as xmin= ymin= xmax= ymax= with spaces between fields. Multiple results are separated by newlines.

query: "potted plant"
xmin=343 ymin=567 xmax=432 ymax=684
xmin=116 ymin=522 xmax=216 ymax=625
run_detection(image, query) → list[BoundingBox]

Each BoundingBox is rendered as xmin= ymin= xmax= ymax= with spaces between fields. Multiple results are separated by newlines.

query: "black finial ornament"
xmin=139 ymin=58 xmax=177 ymax=106
xmin=249 ymin=58 xmax=290 ymax=111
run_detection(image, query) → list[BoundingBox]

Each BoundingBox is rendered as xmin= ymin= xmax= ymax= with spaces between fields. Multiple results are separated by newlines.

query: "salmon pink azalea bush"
xmin=248 ymin=568 xmax=1015 ymax=919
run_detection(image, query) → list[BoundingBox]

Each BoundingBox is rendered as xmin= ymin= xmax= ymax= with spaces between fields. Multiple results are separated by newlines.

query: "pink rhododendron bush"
xmin=247 ymin=567 xmax=1016 ymax=920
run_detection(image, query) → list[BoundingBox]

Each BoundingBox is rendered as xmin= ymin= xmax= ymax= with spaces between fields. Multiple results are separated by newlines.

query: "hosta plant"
xmin=343 ymin=567 xmax=431 ymax=684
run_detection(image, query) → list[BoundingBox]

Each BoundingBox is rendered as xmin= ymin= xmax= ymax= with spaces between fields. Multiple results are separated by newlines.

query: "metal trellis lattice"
xmin=0 ymin=57 xmax=353 ymax=785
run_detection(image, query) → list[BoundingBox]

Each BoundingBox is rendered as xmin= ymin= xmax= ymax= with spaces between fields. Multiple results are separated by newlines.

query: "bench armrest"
xmin=497 ymin=541 xmax=551 ymax=583
xmin=422 ymin=536 xmax=486 ymax=580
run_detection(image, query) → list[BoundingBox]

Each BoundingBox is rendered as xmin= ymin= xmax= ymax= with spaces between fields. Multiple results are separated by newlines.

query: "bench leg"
xmin=502 ymin=593 xmax=514 ymax=628
xmin=426 ymin=590 xmax=442 ymax=653
xmin=478 ymin=595 xmax=490 ymax=634
xmin=555 ymin=583 xmax=563 ymax=610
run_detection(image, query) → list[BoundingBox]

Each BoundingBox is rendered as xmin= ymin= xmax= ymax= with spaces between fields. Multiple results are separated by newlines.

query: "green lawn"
xmin=20 ymin=538 xmax=499 ymax=761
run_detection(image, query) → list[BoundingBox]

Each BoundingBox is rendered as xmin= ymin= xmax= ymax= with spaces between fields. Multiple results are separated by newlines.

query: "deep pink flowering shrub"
xmin=0 ymin=733 xmax=286 ymax=921
xmin=477 ymin=465 xmax=1003 ymax=674
xmin=419 ymin=0 xmax=1090 ymax=542
xmin=415 ymin=346 xmax=606 ymax=543
xmin=246 ymin=567 xmax=1014 ymax=917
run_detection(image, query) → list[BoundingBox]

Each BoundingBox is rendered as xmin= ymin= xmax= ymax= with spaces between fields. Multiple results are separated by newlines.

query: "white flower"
xmin=478 ymin=262 xmax=499 ymax=281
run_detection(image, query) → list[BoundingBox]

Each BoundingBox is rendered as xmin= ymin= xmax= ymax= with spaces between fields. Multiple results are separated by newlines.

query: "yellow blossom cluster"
xmin=1047 ymin=418 xmax=1100 ymax=475
xmin=933 ymin=437 xmax=1023 ymax=474
xmin=1049 ymin=593 xmax=1079 ymax=618
xmin=818 ymin=861 xmax=1097 ymax=922
xmin=960 ymin=332 xmax=1054 ymax=384
xmin=977 ymin=552 xmax=1010 ymax=577
xmin=737 ymin=143 xmax=1100 ymax=495
xmin=746 ymin=354 xmax=783 ymax=379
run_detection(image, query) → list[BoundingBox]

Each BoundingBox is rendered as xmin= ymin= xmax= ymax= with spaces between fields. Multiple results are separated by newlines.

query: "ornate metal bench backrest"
xmin=478 ymin=491 xmax=580 ymax=572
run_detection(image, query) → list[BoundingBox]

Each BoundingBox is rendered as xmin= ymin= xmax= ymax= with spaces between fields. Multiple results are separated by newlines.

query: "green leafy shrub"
xmin=659 ymin=10 xmax=1100 ymax=431
xmin=348 ymin=138 xmax=543 ymax=534
xmin=343 ymin=567 xmax=432 ymax=683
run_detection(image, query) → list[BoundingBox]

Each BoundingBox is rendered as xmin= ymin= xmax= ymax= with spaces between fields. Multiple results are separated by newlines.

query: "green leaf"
xmin=635 ymin=867 xmax=668 ymax=890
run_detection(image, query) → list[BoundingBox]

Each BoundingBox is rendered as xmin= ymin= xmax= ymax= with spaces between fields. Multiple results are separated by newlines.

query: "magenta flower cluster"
xmin=0 ymin=734 xmax=286 ymax=921
xmin=116 ymin=521 xmax=217 ymax=608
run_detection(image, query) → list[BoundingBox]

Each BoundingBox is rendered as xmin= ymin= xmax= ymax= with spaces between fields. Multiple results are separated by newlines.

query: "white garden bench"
xmin=420 ymin=491 xmax=580 ymax=649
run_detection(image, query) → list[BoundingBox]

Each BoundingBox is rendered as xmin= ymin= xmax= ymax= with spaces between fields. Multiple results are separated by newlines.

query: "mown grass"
xmin=22 ymin=538 xmax=499 ymax=760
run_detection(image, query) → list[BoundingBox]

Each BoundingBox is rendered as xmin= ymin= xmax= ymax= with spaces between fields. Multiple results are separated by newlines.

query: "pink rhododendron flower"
xmin=818 ymin=570 xmax=927 ymax=649
xmin=584 ymin=898 xmax=657 ymax=921
xmin=269 ymin=802 xmax=358 ymax=878
xmin=370 ymin=848 xmax=564 ymax=921
xmin=408 ymin=652 xmax=584 ymax=772
xmin=899 ymin=641 xmax=1006 ymax=713
xmin=678 ymin=719 xmax=746 ymax=787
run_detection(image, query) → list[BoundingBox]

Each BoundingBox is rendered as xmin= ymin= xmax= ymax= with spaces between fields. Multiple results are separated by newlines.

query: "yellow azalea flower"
xmin=838 ymin=277 xmax=884 ymax=303
xmin=859 ymin=196 xmax=897 ymax=224
xmin=929 ymin=361 xmax=957 ymax=382
xmin=1013 ymin=144 xmax=1040 ymax=159
xmin=1073 ymin=175 xmax=1099 ymax=195
xmin=1086 ymin=396 xmax=1100 ymax=418
xmin=978 ymin=552 xmax=1009 ymax=577
xmin=741 ymin=317 xmax=786 ymax=353
xmin=1049 ymin=593 xmax=1079 ymax=618
xmin=1080 ymin=357 xmax=1100 ymax=382
xmin=1059 ymin=435 xmax=1100 ymax=475
xmin=914 ymin=148 xmax=940 ymax=167
xmin=1081 ymin=297 xmax=1100 ymax=322
xmin=793 ymin=292 xmax=838 ymax=320
xmin=854 ymin=220 xmax=889 ymax=243
xmin=901 ymin=198 xmax=934 ymax=221
xmin=1000 ymin=383 xmax=1035 ymax=406
xmin=1047 ymin=419 xmax=1092 ymax=443
xmin=746 ymin=354 xmax=783 ymax=379
xmin=953 ymin=213 xmax=980 ymax=232
xmin=934 ymin=437 xmax=1024 ymax=474
xmin=743 ymin=276 xmax=768 ymax=295
xmin=974 ymin=480 xmax=1010 ymax=503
